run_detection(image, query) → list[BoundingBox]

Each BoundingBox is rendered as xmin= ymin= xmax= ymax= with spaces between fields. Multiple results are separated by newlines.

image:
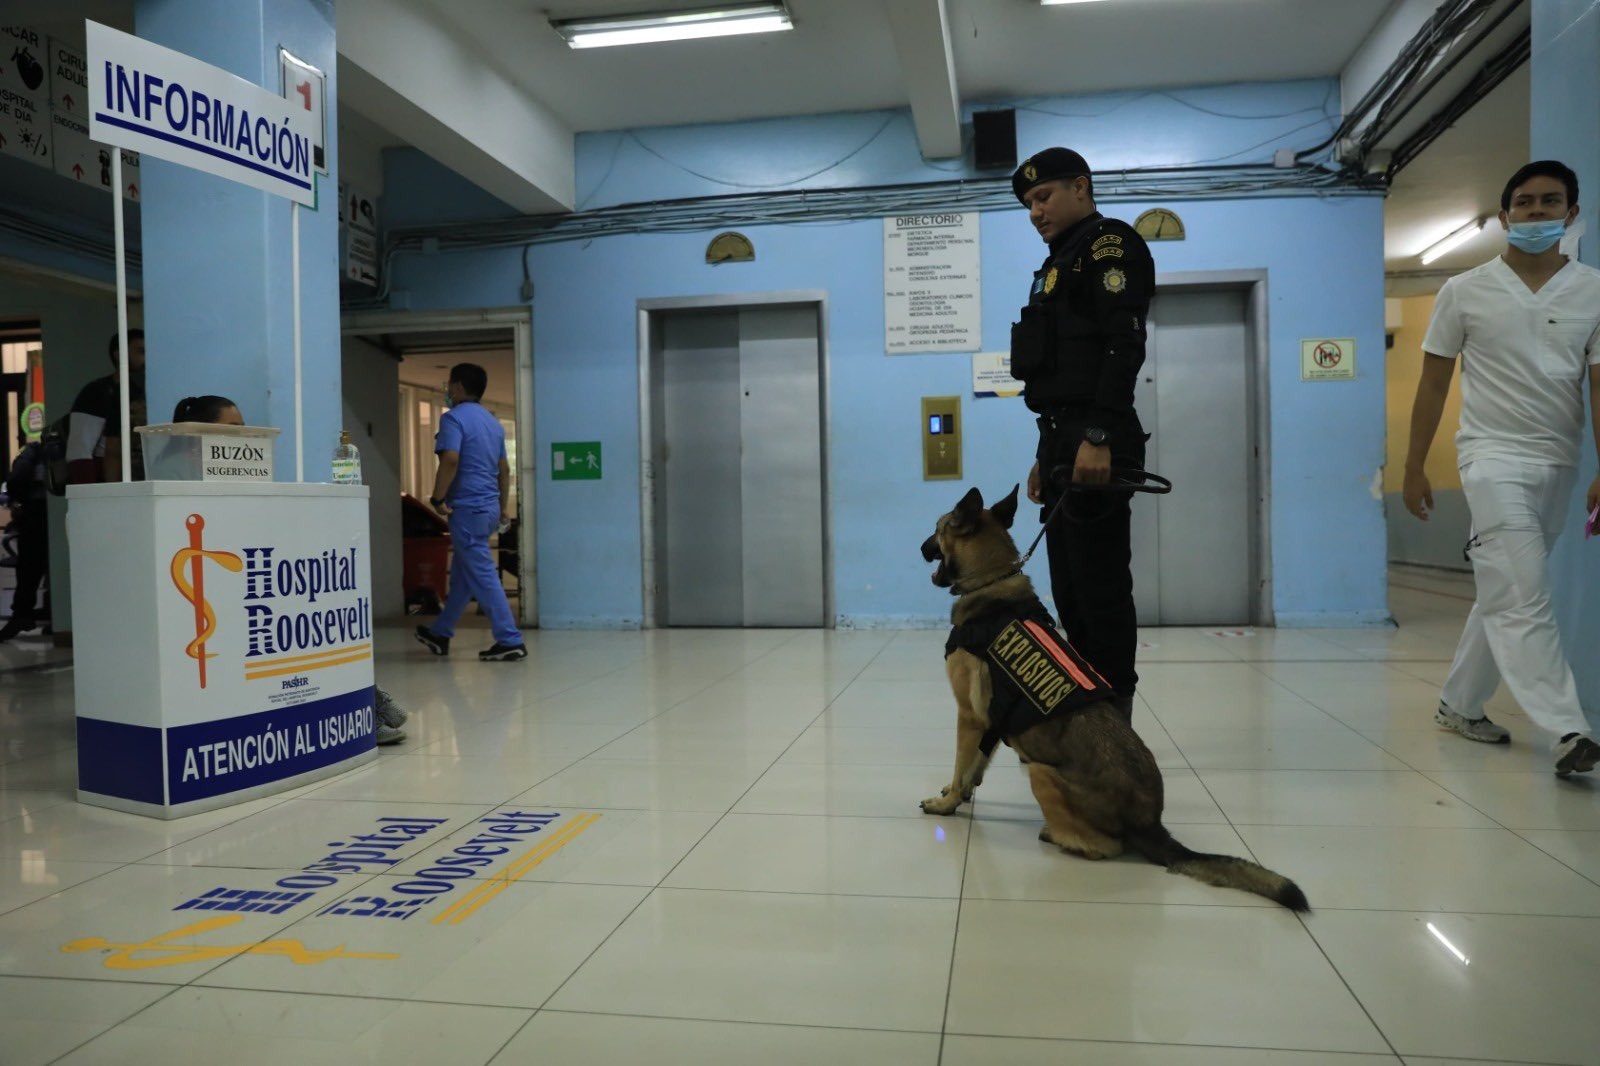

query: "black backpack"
xmin=38 ymin=414 xmax=71 ymax=496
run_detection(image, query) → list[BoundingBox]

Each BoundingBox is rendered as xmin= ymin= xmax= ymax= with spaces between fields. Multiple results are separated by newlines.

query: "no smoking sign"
xmin=1300 ymin=337 xmax=1357 ymax=381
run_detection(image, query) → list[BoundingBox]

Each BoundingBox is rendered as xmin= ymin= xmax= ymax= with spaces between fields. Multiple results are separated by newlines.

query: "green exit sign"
xmin=551 ymin=441 xmax=602 ymax=480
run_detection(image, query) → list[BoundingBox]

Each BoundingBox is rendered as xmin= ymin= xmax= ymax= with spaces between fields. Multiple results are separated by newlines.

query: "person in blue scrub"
xmin=415 ymin=363 xmax=526 ymax=662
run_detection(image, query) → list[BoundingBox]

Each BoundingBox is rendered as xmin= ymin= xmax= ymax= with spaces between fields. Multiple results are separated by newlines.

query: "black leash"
xmin=952 ymin=467 xmax=1170 ymax=596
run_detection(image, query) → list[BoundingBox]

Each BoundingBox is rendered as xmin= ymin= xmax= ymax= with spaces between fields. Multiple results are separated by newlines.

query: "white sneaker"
xmin=1435 ymin=705 xmax=1510 ymax=744
xmin=1554 ymin=733 xmax=1600 ymax=777
xmin=375 ymin=688 xmax=409 ymax=728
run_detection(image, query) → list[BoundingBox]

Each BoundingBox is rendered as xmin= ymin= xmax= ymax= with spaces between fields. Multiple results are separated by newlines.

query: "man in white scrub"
xmin=1404 ymin=160 xmax=1600 ymax=777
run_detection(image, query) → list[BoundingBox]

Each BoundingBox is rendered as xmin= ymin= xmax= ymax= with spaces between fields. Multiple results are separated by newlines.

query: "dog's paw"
xmin=920 ymin=793 xmax=962 ymax=816
xmin=1037 ymin=825 xmax=1055 ymax=844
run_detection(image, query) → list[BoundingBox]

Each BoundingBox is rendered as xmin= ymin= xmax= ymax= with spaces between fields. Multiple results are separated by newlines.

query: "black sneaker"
xmin=0 ymin=617 xmax=38 ymax=643
xmin=414 ymin=626 xmax=449 ymax=657
xmin=1554 ymin=733 xmax=1600 ymax=777
xmin=479 ymin=642 xmax=527 ymax=662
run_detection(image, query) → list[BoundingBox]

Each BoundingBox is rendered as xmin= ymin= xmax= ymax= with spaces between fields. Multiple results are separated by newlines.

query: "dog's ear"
xmin=990 ymin=484 xmax=1020 ymax=529
xmin=951 ymin=487 xmax=983 ymax=531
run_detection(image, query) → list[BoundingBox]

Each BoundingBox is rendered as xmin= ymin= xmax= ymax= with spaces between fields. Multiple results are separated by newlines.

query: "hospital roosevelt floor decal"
xmin=54 ymin=808 xmax=603 ymax=980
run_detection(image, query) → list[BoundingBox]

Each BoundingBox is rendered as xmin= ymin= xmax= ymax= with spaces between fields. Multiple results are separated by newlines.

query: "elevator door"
xmin=656 ymin=305 xmax=825 ymax=627
xmin=1130 ymin=289 xmax=1255 ymax=626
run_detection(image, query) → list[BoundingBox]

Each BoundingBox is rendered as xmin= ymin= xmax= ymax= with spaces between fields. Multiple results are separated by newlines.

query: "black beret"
xmin=1012 ymin=147 xmax=1092 ymax=203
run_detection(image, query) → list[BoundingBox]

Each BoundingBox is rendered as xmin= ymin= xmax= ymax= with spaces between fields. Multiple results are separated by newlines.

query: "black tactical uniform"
xmin=1008 ymin=148 xmax=1155 ymax=701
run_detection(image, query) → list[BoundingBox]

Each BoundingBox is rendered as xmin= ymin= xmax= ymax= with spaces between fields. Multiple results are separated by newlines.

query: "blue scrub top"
xmin=434 ymin=400 xmax=505 ymax=513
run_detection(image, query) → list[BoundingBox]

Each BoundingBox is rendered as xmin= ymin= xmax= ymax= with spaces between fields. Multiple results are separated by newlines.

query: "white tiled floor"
xmin=2 ymin=568 xmax=1599 ymax=1064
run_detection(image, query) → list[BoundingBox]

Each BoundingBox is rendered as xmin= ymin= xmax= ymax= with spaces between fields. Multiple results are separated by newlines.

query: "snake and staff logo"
xmin=169 ymin=514 xmax=243 ymax=689
xmin=167 ymin=514 xmax=375 ymax=691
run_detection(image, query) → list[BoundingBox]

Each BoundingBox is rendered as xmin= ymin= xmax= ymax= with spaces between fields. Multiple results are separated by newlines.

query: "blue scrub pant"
xmin=433 ymin=508 xmax=522 ymax=647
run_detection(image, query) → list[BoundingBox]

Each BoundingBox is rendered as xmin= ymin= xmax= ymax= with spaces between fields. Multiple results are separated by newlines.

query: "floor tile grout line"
xmin=1289 ymin=896 xmax=1403 ymax=1060
xmin=521 ymin=629 xmax=902 ymax=1018
xmin=21 ymin=863 xmax=1600 ymax=916
xmin=484 ymin=1005 xmax=541 ymax=1064
xmin=935 ymin=789 xmax=977 ymax=1065
xmin=34 ymin=865 xmax=403 ymax=1065
xmin=523 ymin=627 xmax=849 ymax=778
xmin=1508 ymin=828 xmax=1600 ymax=893
xmin=0 ymin=856 xmax=137 ymax=921
xmin=304 ymin=644 xmax=738 ymax=809
xmin=504 ymin=1004 xmax=946 ymax=1040
xmin=1183 ymin=751 xmax=1404 ymax=1060
xmin=41 ymin=982 xmax=192 ymax=1066
xmin=943 ymin=1026 xmax=1407 ymax=1060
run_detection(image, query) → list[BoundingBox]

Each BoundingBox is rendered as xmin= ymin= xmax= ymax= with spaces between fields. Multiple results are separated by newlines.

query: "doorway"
xmin=340 ymin=309 xmax=537 ymax=626
xmin=1130 ymin=276 xmax=1271 ymax=626
xmin=639 ymin=294 xmax=830 ymax=628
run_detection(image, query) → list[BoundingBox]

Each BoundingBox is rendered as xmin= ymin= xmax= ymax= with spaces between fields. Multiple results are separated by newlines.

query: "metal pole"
xmin=111 ymin=150 xmax=131 ymax=483
xmin=292 ymin=200 xmax=303 ymax=482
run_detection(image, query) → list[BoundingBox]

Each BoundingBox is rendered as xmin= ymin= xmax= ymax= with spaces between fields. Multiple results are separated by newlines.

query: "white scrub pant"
xmin=1440 ymin=457 xmax=1591 ymax=744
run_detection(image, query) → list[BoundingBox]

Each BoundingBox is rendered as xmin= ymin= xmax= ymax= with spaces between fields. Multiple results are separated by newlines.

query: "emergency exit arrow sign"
xmin=72 ymin=163 xmax=83 ymax=179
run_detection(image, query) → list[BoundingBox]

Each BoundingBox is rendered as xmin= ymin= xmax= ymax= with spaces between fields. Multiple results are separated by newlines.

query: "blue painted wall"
xmin=136 ymin=0 xmax=341 ymax=478
xmin=383 ymin=79 xmax=1387 ymax=630
xmin=1532 ymin=1 xmax=1600 ymax=722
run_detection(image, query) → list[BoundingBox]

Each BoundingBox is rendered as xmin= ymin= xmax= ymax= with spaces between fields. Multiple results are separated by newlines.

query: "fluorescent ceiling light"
xmin=552 ymin=4 xmax=793 ymax=49
xmin=1419 ymin=218 xmax=1485 ymax=265
xmin=1041 ymin=1 xmax=1113 ymax=6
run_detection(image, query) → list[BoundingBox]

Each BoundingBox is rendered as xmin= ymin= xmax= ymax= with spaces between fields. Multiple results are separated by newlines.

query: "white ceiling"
xmin=2 ymin=0 xmax=1531 ymax=297
xmin=1383 ymin=62 xmax=1529 ymax=288
xmin=419 ymin=0 xmax=1394 ymax=132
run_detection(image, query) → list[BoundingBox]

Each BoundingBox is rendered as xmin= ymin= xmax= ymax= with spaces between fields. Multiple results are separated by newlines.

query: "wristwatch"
xmin=1084 ymin=427 xmax=1111 ymax=447
xmin=429 ymin=496 xmax=446 ymax=509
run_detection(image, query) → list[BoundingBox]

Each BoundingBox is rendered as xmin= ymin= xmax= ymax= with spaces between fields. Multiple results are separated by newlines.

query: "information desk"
xmin=68 ymin=482 xmax=377 ymax=818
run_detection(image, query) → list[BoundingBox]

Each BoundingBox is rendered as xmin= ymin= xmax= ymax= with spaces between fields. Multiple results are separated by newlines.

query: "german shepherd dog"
xmin=919 ymin=484 xmax=1309 ymax=912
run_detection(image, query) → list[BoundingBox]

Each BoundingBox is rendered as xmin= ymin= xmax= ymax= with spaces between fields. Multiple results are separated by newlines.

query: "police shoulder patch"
xmin=1092 ymin=246 xmax=1125 ymax=261
xmin=1090 ymin=233 xmax=1123 ymax=251
xmin=1102 ymin=268 xmax=1127 ymax=294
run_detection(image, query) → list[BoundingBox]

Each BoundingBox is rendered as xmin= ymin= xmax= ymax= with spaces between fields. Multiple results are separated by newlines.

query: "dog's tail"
xmin=1127 ymin=824 xmax=1309 ymax=912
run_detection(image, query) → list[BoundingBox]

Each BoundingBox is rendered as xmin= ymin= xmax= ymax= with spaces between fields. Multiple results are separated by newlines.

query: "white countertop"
xmin=67 ymin=481 xmax=370 ymax=500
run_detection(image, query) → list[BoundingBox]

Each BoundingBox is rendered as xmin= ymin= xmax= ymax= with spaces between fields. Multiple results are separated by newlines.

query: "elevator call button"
xmin=921 ymin=396 xmax=961 ymax=480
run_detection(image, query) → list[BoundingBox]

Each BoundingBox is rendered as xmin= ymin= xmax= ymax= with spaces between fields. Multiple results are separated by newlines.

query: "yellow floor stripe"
xmin=246 ymin=643 xmax=373 ymax=670
xmin=428 ymin=818 xmax=585 ymax=926
xmin=245 ymin=650 xmax=372 ymax=681
xmin=433 ymin=814 xmax=601 ymax=926
xmin=430 ymin=814 xmax=601 ymax=926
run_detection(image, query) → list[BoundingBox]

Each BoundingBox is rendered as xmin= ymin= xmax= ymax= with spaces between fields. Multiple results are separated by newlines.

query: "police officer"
xmin=1009 ymin=148 xmax=1154 ymax=722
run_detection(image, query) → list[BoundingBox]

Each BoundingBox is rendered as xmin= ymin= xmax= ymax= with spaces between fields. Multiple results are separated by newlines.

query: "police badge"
xmin=1043 ymin=267 xmax=1059 ymax=295
xmin=1102 ymin=268 xmax=1127 ymax=294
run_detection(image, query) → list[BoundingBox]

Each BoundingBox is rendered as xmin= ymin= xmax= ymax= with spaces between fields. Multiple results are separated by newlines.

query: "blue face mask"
xmin=1506 ymin=219 xmax=1566 ymax=254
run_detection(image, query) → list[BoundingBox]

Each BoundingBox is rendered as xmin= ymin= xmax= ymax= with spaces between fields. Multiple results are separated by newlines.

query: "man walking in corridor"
xmin=415 ymin=363 xmax=526 ymax=662
xmin=1404 ymin=160 xmax=1600 ymax=776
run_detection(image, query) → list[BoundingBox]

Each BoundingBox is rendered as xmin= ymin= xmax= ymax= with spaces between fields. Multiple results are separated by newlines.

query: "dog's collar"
xmin=951 ymin=563 xmax=1024 ymax=597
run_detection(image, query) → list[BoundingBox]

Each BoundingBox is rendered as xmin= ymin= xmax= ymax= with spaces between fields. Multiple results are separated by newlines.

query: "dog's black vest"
xmin=945 ymin=596 xmax=1111 ymax=747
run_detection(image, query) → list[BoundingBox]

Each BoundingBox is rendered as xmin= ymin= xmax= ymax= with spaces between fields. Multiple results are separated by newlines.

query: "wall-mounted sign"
xmin=340 ymin=180 xmax=378 ymax=287
xmin=706 ymin=231 xmax=753 ymax=264
xmin=551 ymin=441 xmax=601 ymax=480
xmin=1301 ymin=337 xmax=1357 ymax=381
xmin=972 ymin=351 xmax=1021 ymax=398
xmin=279 ymin=48 xmax=326 ymax=174
xmin=87 ymin=21 xmax=318 ymax=206
xmin=885 ymin=212 xmax=981 ymax=354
